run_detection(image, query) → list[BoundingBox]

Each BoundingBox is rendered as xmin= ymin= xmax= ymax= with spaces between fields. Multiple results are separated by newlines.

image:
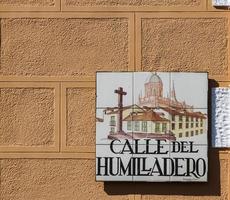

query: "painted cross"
xmin=114 ymin=87 xmax=127 ymax=134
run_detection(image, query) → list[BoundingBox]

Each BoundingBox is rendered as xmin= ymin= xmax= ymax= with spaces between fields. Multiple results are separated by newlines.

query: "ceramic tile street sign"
xmin=96 ymin=72 xmax=208 ymax=182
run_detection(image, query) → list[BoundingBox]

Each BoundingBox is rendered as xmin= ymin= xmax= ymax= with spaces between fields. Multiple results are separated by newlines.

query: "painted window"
xmin=179 ymin=133 xmax=183 ymax=138
xmin=134 ymin=121 xmax=140 ymax=131
xmin=196 ymin=130 xmax=199 ymax=135
xmin=155 ymin=123 xmax=160 ymax=132
xmin=179 ymin=115 xmax=183 ymax=121
xmin=172 ymin=115 xmax=175 ymax=121
xmin=172 ymin=123 xmax=175 ymax=130
xmin=111 ymin=127 xmax=115 ymax=133
xmin=200 ymin=119 xmax=203 ymax=127
xmin=200 ymin=129 xmax=203 ymax=134
xmin=110 ymin=116 xmax=116 ymax=126
xmin=127 ymin=121 xmax=132 ymax=131
xmin=186 ymin=123 xmax=189 ymax=128
xmin=162 ymin=123 xmax=167 ymax=132
xmin=179 ymin=123 xmax=183 ymax=129
xmin=196 ymin=118 xmax=199 ymax=127
xmin=186 ymin=131 xmax=189 ymax=137
xmin=191 ymin=122 xmax=194 ymax=128
xmin=191 ymin=131 xmax=194 ymax=136
xmin=142 ymin=121 xmax=147 ymax=132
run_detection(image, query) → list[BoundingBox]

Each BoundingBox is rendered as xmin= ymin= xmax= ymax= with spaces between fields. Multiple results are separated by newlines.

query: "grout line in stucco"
xmin=1 ymin=10 xmax=230 ymax=13
xmin=134 ymin=12 xmax=136 ymax=71
xmin=51 ymin=0 xmax=208 ymax=12
xmin=0 ymin=18 xmax=1 ymax=75
xmin=59 ymin=82 xmax=95 ymax=153
xmin=228 ymin=16 xmax=230 ymax=79
xmin=0 ymin=152 xmax=95 ymax=158
xmin=128 ymin=12 xmax=135 ymax=71
xmin=59 ymin=82 xmax=61 ymax=152
xmin=0 ymin=77 xmax=229 ymax=82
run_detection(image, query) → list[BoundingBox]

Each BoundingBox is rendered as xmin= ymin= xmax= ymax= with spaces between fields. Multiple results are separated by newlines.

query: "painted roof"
xmin=161 ymin=107 xmax=206 ymax=119
xmin=105 ymin=104 xmax=206 ymax=119
xmin=96 ymin=117 xmax=104 ymax=122
xmin=123 ymin=110 xmax=169 ymax=122
xmin=105 ymin=104 xmax=143 ymax=115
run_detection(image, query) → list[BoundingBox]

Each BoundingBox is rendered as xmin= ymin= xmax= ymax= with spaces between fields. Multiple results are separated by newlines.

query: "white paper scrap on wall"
xmin=212 ymin=88 xmax=230 ymax=147
xmin=213 ymin=0 xmax=230 ymax=6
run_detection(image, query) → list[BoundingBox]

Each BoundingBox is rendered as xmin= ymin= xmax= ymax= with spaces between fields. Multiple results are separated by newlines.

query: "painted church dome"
xmin=149 ymin=73 xmax=162 ymax=84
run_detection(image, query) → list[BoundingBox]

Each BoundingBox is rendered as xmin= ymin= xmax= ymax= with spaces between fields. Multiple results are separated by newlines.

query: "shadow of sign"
xmin=104 ymin=149 xmax=221 ymax=196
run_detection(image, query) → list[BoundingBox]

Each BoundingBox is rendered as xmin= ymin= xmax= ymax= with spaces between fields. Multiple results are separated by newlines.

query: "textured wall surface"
xmin=65 ymin=0 xmax=201 ymax=7
xmin=1 ymin=18 xmax=129 ymax=76
xmin=0 ymin=0 xmax=55 ymax=6
xmin=140 ymin=18 xmax=228 ymax=74
xmin=0 ymin=88 xmax=55 ymax=147
xmin=0 ymin=159 xmax=129 ymax=200
xmin=0 ymin=0 xmax=230 ymax=200
xmin=66 ymin=88 xmax=95 ymax=146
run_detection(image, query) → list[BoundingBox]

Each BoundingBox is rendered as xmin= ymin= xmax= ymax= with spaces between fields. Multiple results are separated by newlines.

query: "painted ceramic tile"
xmin=212 ymin=88 xmax=230 ymax=147
xmin=132 ymin=72 xmax=172 ymax=145
xmin=133 ymin=72 xmax=170 ymax=108
xmin=96 ymin=72 xmax=133 ymax=108
xmin=96 ymin=144 xmax=133 ymax=181
xmin=170 ymin=145 xmax=208 ymax=182
xmin=169 ymin=108 xmax=208 ymax=145
xmin=96 ymin=72 xmax=208 ymax=182
xmin=170 ymin=72 xmax=208 ymax=109
xmin=96 ymin=108 xmax=134 ymax=145
xmin=132 ymin=144 xmax=170 ymax=182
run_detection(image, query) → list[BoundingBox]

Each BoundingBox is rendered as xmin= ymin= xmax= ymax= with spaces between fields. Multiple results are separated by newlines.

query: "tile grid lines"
xmin=169 ymin=73 xmax=172 ymax=183
xmin=168 ymin=72 xmax=172 ymax=185
xmin=96 ymin=72 xmax=208 ymax=183
xmin=59 ymin=82 xmax=62 ymax=153
xmin=132 ymin=68 xmax=134 ymax=182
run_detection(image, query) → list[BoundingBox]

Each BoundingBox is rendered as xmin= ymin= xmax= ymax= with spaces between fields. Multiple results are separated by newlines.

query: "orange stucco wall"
xmin=0 ymin=0 xmax=230 ymax=199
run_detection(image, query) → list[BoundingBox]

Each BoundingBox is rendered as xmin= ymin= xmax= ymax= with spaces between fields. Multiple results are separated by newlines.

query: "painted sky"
xmin=96 ymin=72 xmax=207 ymax=109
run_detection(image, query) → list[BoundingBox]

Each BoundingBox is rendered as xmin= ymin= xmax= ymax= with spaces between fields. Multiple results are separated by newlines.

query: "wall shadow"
xmin=104 ymin=79 xmax=222 ymax=197
xmin=213 ymin=6 xmax=230 ymax=10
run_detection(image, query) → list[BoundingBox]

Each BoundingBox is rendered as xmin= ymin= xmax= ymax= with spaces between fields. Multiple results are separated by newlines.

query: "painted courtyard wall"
xmin=0 ymin=1 xmax=230 ymax=200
